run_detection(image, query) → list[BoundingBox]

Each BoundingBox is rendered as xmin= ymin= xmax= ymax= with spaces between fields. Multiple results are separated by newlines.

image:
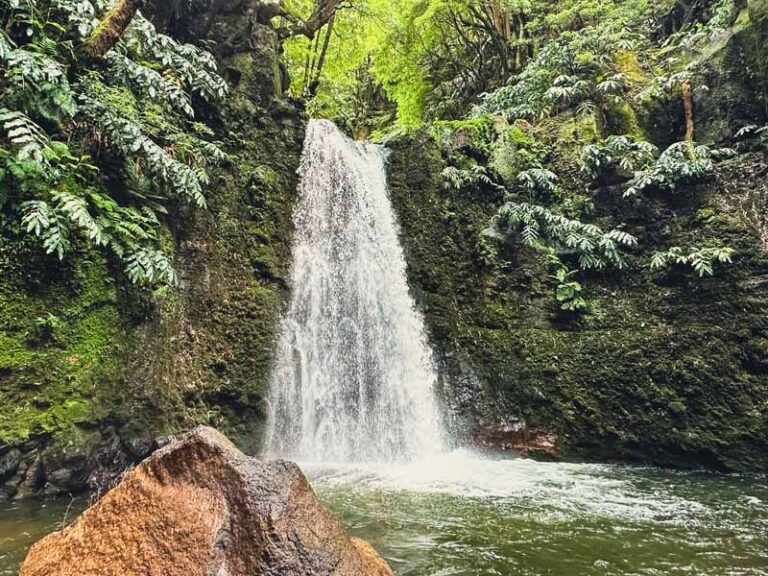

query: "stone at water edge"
xmin=19 ymin=426 xmax=394 ymax=576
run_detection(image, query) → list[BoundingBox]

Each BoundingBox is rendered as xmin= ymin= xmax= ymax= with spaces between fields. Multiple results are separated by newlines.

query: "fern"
xmin=106 ymin=51 xmax=195 ymax=118
xmin=125 ymin=248 xmax=177 ymax=286
xmin=474 ymin=25 xmax=641 ymax=121
xmin=80 ymin=96 xmax=208 ymax=207
xmin=736 ymin=124 xmax=768 ymax=148
xmin=20 ymin=199 xmax=71 ymax=259
xmin=127 ymin=14 xmax=228 ymax=103
xmin=0 ymin=0 xmax=227 ymax=288
xmin=518 ymin=168 xmax=558 ymax=196
xmin=624 ymin=142 xmax=735 ymax=197
xmin=581 ymin=136 xmax=658 ymax=180
xmin=0 ymin=108 xmax=52 ymax=165
xmin=442 ymin=164 xmax=500 ymax=191
xmin=649 ymin=246 xmax=734 ymax=277
xmin=52 ymin=190 xmax=105 ymax=245
xmin=495 ymin=201 xmax=637 ymax=269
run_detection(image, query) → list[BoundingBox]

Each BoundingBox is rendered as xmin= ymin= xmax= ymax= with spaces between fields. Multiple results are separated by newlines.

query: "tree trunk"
xmin=682 ymin=79 xmax=695 ymax=142
xmin=80 ymin=0 xmax=146 ymax=59
xmin=310 ymin=12 xmax=336 ymax=94
xmin=276 ymin=0 xmax=345 ymax=39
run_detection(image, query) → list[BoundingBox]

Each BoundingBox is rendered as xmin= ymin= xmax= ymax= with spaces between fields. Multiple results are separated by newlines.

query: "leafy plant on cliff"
xmin=624 ymin=142 xmax=735 ymax=198
xmin=581 ymin=135 xmax=659 ymax=180
xmin=550 ymin=264 xmax=589 ymax=312
xmin=494 ymin=201 xmax=638 ymax=269
xmin=649 ymin=246 xmax=735 ymax=276
xmin=0 ymin=0 xmax=226 ymax=286
xmin=474 ymin=25 xmax=643 ymax=129
xmin=442 ymin=165 xmax=499 ymax=191
xmin=736 ymin=124 xmax=768 ymax=149
xmin=517 ymin=167 xmax=559 ymax=199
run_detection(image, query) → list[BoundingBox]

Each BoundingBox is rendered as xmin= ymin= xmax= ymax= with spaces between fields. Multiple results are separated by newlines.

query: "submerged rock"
xmin=19 ymin=426 xmax=393 ymax=576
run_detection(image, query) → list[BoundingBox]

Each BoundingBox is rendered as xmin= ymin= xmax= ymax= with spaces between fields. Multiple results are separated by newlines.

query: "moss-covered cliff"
xmin=386 ymin=123 xmax=768 ymax=472
xmin=2 ymin=0 xmax=767 ymax=503
xmin=376 ymin=2 xmax=768 ymax=473
xmin=0 ymin=7 xmax=305 ymax=499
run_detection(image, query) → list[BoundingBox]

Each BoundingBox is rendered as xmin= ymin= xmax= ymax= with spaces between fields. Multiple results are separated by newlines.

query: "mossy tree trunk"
xmin=80 ymin=0 xmax=145 ymax=59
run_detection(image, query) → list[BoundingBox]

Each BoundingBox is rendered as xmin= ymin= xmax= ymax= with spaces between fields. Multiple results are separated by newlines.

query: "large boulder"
xmin=19 ymin=427 xmax=393 ymax=576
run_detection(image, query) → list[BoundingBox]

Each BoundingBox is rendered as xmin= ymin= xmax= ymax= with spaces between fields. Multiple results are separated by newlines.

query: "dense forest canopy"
xmin=282 ymin=0 xmax=755 ymax=128
xmin=277 ymin=0 xmax=767 ymax=309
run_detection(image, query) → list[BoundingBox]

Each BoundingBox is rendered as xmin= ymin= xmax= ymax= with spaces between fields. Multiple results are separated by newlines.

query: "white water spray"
xmin=264 ymin=120 xmax=444 ymax=463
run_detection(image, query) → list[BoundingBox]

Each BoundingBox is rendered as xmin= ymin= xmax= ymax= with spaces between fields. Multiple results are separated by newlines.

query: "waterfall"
xmin=264 ymin=120 xmax=444 ymax=463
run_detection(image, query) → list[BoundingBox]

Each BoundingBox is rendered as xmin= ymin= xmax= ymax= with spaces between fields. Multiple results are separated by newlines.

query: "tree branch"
xmin=273 ymin=0 xmax=349 ymax=40
xmin=80 ymin=0 xmax=146 ymax=59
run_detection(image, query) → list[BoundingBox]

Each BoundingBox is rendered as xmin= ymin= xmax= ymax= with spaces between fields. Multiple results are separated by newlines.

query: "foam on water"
xmin=301 ymin=451 xmax=711 ymax=525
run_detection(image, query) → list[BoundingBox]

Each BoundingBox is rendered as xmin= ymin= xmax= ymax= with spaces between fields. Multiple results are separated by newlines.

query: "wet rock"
xmin=473 ymin=422 xmax=559 ymax=459
xmin=20 ymin=426 xmax=394 ymax=576
xmin=124 ymin=436 xmax=161 ymax=460
xmin=0 ymin=448 xmax=22 ymax=480
xmin=43 ymin=455 xmax=87 ymax=494
xmin=85 ymin=432 xmax=133 ymax=496
xmin=14 ymin=456 xmax=44 ymax=500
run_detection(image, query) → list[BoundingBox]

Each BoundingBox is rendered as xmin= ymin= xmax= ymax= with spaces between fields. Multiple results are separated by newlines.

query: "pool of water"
xmin=302 ymin=451 xmax=768 ymax=576
xmin=1 ymin=453 xmax=766 ymax=575
xmin=0 ymin=497 xmax=85 ymax=575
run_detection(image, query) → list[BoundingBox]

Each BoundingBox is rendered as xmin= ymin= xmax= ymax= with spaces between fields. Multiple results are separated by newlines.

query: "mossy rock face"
xmin=0 ymin=237 xmax=122 ymax=448
xmin=685 ymin=10 xmax=768 ymax=144
xmin=386 ymin=131 xmax=768 ymax=472
xmin=106 ymin=20 xmax=306 ymax=456
xmin=0 ymin=18 xmax=305 ymax=498
xmin=115 ymin=110 xmax=304 ymax=455
xmin=749 ymin=0 xmax=768 ymax=23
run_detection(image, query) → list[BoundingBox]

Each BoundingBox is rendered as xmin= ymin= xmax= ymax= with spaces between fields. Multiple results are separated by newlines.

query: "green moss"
xmin=0 ymin=237 xmax=123 ymax=446
xmin=386 ymin=126 xmax=768 ymax=472
xmin=605 ymin=102 xmax=643 ymax=137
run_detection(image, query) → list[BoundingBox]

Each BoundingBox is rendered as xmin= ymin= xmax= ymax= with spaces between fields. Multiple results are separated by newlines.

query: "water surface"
xmin=0 ymin=497 xmax=85 ymax=575
xmin=304 ymin=452 xmax=768 ymax=576
xmin=1 ymin=455 xmax=766 ymax=576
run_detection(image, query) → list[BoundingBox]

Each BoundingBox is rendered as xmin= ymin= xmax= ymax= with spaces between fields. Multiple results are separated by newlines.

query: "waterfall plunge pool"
xmin=303 ymin=452 xmax=768 ymax=575
xmin=2 ymin=453 xmax=766 ymax=576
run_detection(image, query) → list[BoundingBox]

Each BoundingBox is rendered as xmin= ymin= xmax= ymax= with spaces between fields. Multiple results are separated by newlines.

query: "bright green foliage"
xmin=474 ymin=25 xmax=643 ymax=127
xmin=581 ymin=135 xmax=658 ymax=180
xmin=0 ymin=0 xmax=227 ymax=287
xmin=550 ymin=264 xmax=589 ymax=311
xmin=624 ymin=142 xmax=735 ymax=197
xmin=282 ymin=0 xmax=393 ymax=124
xmin=649 ymin=246 xmax=735 ymax=276
xmin=495 ymin=201 xmax=638 ymax=269
xmin=488 ymin=124 xmax=545 ymax=183
xmin=30 ymin=311 xmax=63 ymax=344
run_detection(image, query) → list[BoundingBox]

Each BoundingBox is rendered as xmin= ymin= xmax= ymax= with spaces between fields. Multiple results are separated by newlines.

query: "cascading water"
xmin=264 ymin=119 xmax=444 ymax=463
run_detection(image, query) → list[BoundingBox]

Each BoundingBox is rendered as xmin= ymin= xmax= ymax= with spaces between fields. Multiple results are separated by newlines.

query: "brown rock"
xmin=473 ymin=423 xmax=558 ymax=459
xmin=20 ymin=426 xmax=393 ymax=576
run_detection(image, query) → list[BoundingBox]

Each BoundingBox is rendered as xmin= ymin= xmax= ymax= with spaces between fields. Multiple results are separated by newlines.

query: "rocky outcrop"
xmin=0 ymin=0 xmax=305 ymax=497
xmin=20 ymin=426 xmax=393 ymax=576
xmin=387 ymin=127 xmax=768 ymax=473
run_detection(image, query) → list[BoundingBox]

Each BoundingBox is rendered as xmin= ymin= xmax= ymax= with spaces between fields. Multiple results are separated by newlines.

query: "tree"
xmin=80 ymin=0 xmax=146 ymax=59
